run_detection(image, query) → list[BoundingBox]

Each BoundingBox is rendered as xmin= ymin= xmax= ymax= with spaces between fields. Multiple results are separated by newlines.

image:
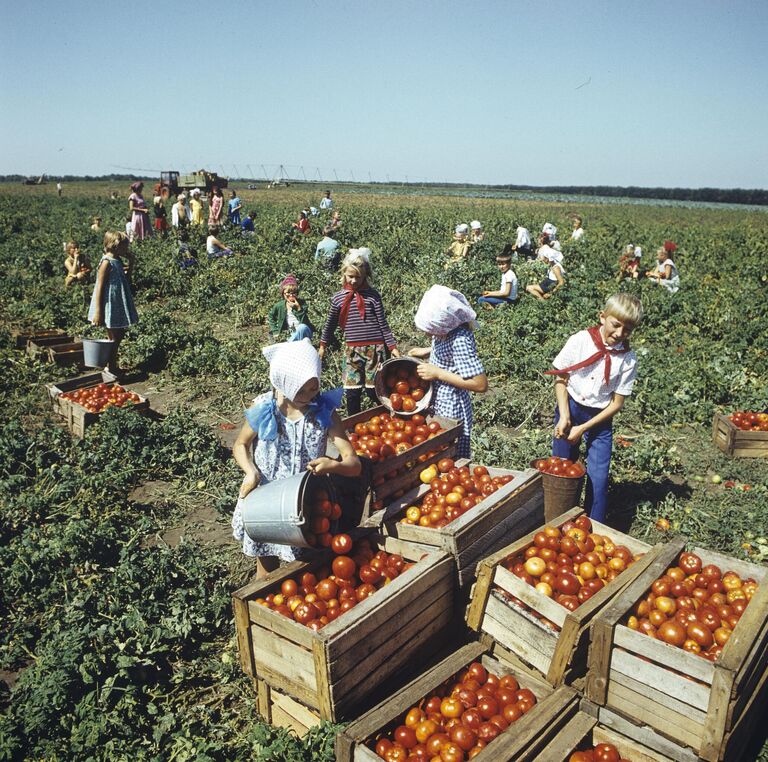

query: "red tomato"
xmin=390 ymin=394 xmax=403 ymax=411
xmin=332 ymin=555 xmax=356 ymax=580
xmin=330 ymin=533 xmax=353 ymax=555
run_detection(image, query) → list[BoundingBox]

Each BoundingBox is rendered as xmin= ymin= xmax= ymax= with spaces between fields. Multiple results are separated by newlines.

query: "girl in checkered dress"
xmin=408 ymin=286 xmax=488 ymax=459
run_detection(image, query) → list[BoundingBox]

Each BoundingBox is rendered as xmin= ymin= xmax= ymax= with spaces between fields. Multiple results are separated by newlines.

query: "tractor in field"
xmin=159 ymin=170 xmax=228 ymax=196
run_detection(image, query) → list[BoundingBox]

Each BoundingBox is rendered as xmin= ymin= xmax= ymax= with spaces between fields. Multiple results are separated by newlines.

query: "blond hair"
xmin=65 ymin=241 xmax=79 ymax=255
xmin=103 ymin=231 xmax=128 ymax=255
xmin=340 ymin=250 xmax=373 ymax=286
xmin=604 ymin=293 xmax=643 ymax=327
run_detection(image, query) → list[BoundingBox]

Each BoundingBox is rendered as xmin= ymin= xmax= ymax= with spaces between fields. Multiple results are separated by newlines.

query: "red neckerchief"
xmin=544 ymin=325 xmax=630 ymax=385
xmin=338 ymin=283 xmax=366 ymax=329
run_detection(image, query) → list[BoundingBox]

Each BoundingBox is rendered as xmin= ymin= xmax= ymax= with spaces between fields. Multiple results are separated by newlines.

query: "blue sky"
xmin=2 ymin=0 xmax=766 ymax=188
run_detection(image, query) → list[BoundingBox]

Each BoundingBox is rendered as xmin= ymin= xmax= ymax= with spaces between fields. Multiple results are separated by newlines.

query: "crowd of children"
xmin=61 ymin=184 xmax=683 ymax=561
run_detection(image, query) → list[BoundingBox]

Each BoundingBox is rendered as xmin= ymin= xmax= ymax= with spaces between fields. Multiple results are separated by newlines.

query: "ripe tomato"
xmin=390 ymin=394 xmax=403 ymax=411
xmin=401 ymin=396 xmax=416 ymax=412
xmin=332 ymin=555 xmax=356 ymax=580
xmin=330 ymin=533 xmax=353 ymax=555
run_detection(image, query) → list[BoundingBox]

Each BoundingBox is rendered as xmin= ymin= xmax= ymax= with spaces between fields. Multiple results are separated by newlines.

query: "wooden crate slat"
xmin=529 ymin=710 xmax=597 ymax=762
xmin=717 ymin=664 xmax=768 ymax=762
xmin=609 ymin=668 xmax=708 ymax=726
xmin=494 ymin=565 xmax=567 ymax=627
xmin=592 ymin=723 xmax=681 ymax=762
xmin=326 ymin=570 xmax=453 ymax=680
xmin=331 ymin=601 xmax=454 ymax=717
xmin=614 ymin=624 xmax=715 ymax=684
xmin=232 ymin=596 xmax=256 ymax=677
xmin=247 ymin=600 xmax=316 ymax=648
xmin=731 ymin=618 xmax=768 ymax=716
xmin=712 ymin=413 xmax=768 ymax=458
xmin=610 ymin=647 xmax=711 ymax=711
xmin=253 ymin=661 xmax=320 ymax=711
xmin=482 ymin=595 xmax=557 ymax=676
xmin=250 ymin=624 xmax=317 ymax=689
xmin=598 ymin=706 xmax=700 ymax=762
xmin=606 ymin=680 xmax=705 ymax=749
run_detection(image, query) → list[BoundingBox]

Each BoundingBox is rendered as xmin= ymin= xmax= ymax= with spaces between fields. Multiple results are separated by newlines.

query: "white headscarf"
xmin=262 ymin=338 xmax=321 ymax=401
xmin=346 ymin=247 xmax=371 ymax=264
xmin=634 ymin=246 xmax=643 ymax=258
xmin=415 ymin=285 xmax=476 ymax=336
xmin=470 ymin=220 xmax=482 ymax=230
xmin=455 ymin=223 xmax=469 ymax=235
xmin=542 ymin=222 xmax=557 ymax=239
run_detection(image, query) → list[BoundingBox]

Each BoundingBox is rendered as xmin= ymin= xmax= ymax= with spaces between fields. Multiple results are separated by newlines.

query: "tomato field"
xmin=0 ymin=182 xmax=767 ymax=760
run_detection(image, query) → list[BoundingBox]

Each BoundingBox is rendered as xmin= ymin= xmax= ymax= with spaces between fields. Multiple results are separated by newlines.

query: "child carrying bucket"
xmin=87 ymin=231 xmax=138 ymax=375
xmin=544 ymin=293 xmax=643 ymax=523
xmin=231 ymin=339 xmax=361 ymax=577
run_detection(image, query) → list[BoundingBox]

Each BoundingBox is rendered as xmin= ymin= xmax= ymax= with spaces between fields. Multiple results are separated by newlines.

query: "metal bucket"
xmin=374 ymin=357 xmax=433 ymax=416
xmin=82 ymin=338 xmax=114 ymax=368
xmin=240 ymin=470 xmax=331 ymax=548
xmin=530 ymin=460 xmax=585 ymax=522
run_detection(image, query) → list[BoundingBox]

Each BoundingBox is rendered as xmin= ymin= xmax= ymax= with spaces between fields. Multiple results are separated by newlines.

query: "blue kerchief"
xmin=244 ymin=388 xmax=343 ymax=441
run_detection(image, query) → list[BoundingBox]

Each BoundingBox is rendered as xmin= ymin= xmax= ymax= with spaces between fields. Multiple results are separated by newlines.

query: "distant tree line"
xmin=2 ymin=175 xmax=766 ymax=206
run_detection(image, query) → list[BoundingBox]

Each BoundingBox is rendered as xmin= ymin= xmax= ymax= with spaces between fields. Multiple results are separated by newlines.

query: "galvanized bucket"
xmin=82 ymin=338 xmax=114 ymax=368
xmin=374 ymin=357 xmax=433 ymax=417
xmin=240 ymin=470 xmax=331 ymax=548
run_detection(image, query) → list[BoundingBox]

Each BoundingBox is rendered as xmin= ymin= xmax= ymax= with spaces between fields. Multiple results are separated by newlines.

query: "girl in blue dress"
xmin=88 ymin=231 xmax=138 ymax=374
xmin=408 ymin=285 xmax=488 ymax=459
xmin=231 ymin=339 xmax=361 ymax=577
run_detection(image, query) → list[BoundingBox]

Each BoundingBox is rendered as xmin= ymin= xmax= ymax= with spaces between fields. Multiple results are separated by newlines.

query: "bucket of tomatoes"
xmin=240 ymin=471 xmax=343 ymax=549
xmin=531 ymin=457 xmax=586 ymax=522
xmin=374 ymin=357 xmax=433 ymax=416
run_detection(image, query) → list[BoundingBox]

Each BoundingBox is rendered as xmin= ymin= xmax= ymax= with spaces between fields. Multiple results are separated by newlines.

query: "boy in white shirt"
xmin=478 ymin=253 xmax=518 ymax=308
xmin=545 ymin=293 xmax=643 ymax=523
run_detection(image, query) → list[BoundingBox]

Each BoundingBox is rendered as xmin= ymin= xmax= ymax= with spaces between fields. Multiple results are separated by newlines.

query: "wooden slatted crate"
xmin=232 ymin=537 xmax=456 ymax=723
xmin=341 ymin=405 xmax=461 ymax=509
xmin=712 ymin=413 xmax=768 ymax=458
xmin=336 ymin=639 xmax=580 ymax=762
xmin=370 ymin=459 xmax=544 ymax=589
xmin=520 ymin=697 xmax=673 ymax=762
xmin=47 ymin=341 xmax=84 ymax=367
xmin=46 ymin=372 xmax=148 ymax=437
xmin=466 ymin=507 xmax=656 ymax=687
xmin=26 ymin=333 xmax=74 ymax=358
xmin=12 ymin=328 xmax=67 ymax=349
xmin=587 ymin=539 xmax=768 ymax=761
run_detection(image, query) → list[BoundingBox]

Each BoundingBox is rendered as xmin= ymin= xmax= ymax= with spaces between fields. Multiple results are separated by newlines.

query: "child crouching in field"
xmin=64 ymin=241 xmax=91 ymax=287
xmin=88 ymin=232 xmax=138 ymax=375
xmin=544 ymin=293 xmax=642 ymax=523
xmin=478 ymin=253 xmax=518 ymax=308
xmin=617 ymin=245 xmax=642 ymax=281
xmin=526 ymin=247 xmax=565 ymax=300
xmin=408 ymin=285 xmax=488 ymax=458
xmin=231 ymin=339 xmax=361 ymax=577
xmin=646 ymin=241 xmax=680 ymax=293
xmin=268 ymin=275 xmax=315 ymax=342
xmin=319 ymin=249 xmax=400 ymax=415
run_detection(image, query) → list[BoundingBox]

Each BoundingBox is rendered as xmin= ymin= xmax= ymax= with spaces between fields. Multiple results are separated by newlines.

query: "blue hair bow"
xmin=244 ymin=388 xmax=344 ymax=441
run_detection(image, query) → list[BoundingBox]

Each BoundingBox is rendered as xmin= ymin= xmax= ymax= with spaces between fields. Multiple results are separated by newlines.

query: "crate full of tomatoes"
xmin=336 ymin=639 xmax=580 ymax=762
xmin=466 ymin=508 xmax=656 ymax=687
xmin=711 ymin=411 xmax=768 ymax=459
xmin=46 ymin=372 xmax=149 ymax=437
xmin=373 ymin=457 xmax=544 ymax=589
xmin=341 ymin=405 xmax=461 ymax=509
xmin=586 ymin=538 xmax=768 ymax=762
xmin=232 ymin=530 xmax=456 ymax=722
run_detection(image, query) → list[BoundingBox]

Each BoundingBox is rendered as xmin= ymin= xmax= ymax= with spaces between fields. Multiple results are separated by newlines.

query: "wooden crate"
xmin=341 ymin=405 xmax=462 ymax=508
xmin=26 ymin=333 xmax=74 ymax=358
xmin=521 ymin=697 xmax=673 ymax=762
xmin=46 ymin=372 xmax=148 ymax=437
xmin=587 ymin=539 xmax=768 ymax=762
xmin=466 ymin=507 xmax=656 ymax=687
xmin=712 ymin=413 xmax=768 ymax=458
xmin=256 ymin=680 xmax=323 ymax=737
xmin=336 ymin=639 xmax=580 ymax=762
xmin=47 ymin=341 xmax=84 ymax=367
xmin=12 ymin=328 xmax=67 ymax=349
xmin=232 ymin=537 xmax=456 ymax=723
xmin=371 ymin=459 xmax=544 ymax=589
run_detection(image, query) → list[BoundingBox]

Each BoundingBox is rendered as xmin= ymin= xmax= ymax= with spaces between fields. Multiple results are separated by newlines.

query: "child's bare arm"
xmin=554 ymin=376 xmax=571 ymax=438
xmin=308 ymin=415 xmax=362 ymax=476
xmin=233 ymin=421 xmax=261 ymax=497
xmin=416 ymin=364 xmax=488 ymax=393
xmin=90 ymin=260 xmax=110 ymax=324
xmin=407 ymin=347 xmax=431 ymax=358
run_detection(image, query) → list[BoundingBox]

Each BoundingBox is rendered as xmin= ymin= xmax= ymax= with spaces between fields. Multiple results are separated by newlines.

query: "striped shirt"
xmin=320 ymin=287 xmax=396 ymax=349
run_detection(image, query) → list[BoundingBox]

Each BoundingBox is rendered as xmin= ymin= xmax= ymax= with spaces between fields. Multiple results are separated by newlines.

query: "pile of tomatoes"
xmin=302 ymin=487 xmax=343 ymax=547
xmin=254 ymin=535 xmax=414 ymax=630
xmin=568 ymin=742 xmax=627 ymax=762
xmin=371 ymin=661 xmax=538 ymax=761
xmin=399 ymin=459 xmax=514 ymax=529
xmin=60 ymin=383 xmax=141 ymax=414
xmin=532 ymin=457 xmax=585 ymax=479
xmin=500 ymin=515 xmax=642 ymax=627
xmin=623 ymin=551 xmax=758 ymax=660
xmin=348 ymin=413 xmax=447 ymax=463
xmin=382 ymin=364 xmax=430 ymax=413
xmin=728 ymin=410 xmax=768 ymax=431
